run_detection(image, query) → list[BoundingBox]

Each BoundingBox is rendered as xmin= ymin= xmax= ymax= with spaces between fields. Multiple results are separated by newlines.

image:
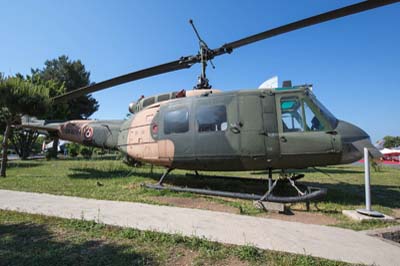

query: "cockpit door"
xmin=275 ymin=93 xmax=338 ymax=167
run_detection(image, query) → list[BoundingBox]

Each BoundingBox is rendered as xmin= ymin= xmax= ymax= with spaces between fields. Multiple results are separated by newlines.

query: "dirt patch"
xmin=261 ymin=210 xmax=338 ymax=225
xmin=215 ymin=257 xmax=249 ymax=266
xmin=149 ymin=196 xmax=239 ymax=214
xmin=166 ymin=248 xmax=199 ymax=266
xmin=392 ymin=209 xmax=400 ymax=220
xmin=124 ymin=183 xmax=140 ymax=190
xmin=367 ymin=226 xmax=400 ymax=245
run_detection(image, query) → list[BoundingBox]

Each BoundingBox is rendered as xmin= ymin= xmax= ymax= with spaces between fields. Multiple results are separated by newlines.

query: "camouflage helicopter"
xmin=22 ymin=0 xmax=397 ymax=203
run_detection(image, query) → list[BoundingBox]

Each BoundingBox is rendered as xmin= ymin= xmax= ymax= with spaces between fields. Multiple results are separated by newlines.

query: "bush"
xmin=45 ymin=150 xmax=53 ymax=161
xmin=94 ymin=148 xmax=106 ymax=156
xmin=80 ymin=147 xmax=93 ymax=159
xmin=371 ymin=160 xmax=382 ymax=172
xmin=66 ymin=143 xmax=80 ymax=157
xmin=32 ymin=136 xmax=45 ymax=154
xmin=0 ymin=135 xmax=10 ymax=153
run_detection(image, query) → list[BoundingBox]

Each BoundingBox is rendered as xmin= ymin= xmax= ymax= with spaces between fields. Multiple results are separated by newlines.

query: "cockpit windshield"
xmin=307 ymin=91 xmax=338 ymax=129
xmin=279 ymin=91 xmax=338 ymax=133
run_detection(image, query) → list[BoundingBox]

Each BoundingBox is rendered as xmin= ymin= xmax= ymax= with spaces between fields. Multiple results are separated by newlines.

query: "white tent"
xmin=43 ymin=140 xmax=70 ymax=152
xmin=380 ymin=148 xmax=400 ymax=155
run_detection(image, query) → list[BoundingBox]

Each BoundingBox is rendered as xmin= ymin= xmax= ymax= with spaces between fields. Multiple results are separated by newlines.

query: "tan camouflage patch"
xmin=58 ymin=120 xmax=93 ymax=143
xmin=126 ymin=106 xmax=174 ymax=167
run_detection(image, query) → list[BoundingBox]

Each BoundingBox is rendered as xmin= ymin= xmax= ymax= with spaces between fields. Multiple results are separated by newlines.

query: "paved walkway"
xmin=0 ymin=189 xmax=398 ymax=266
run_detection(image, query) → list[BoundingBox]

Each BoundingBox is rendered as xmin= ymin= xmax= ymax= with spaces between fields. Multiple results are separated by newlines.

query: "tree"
xmin=31 ymin=55 xmax=99 ymax=159
xmin=383 ymin=136 xmax=400 ymax=148
xmin=31 ymin=55 xmax=99 ymax=120
xmin=0 ymin=76 xmax=51 ymax=177
xmin=5 ymin=74 xmax=61 ymax=160
xmin=0 ymin=111 xmax=8 ymax=155
xmin=10 ymin=128 xmax=39 ymax=159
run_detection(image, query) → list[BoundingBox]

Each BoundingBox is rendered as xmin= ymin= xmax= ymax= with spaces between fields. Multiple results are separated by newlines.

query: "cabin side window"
xmin=196 ymin=105 xmax=228 ymax=132
xmin=164 ymin=108 xmax=189 ymax=134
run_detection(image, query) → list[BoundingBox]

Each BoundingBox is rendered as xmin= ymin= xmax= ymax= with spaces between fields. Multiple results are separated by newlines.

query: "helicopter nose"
xmin=336 ymin=120 xmax=382 ymax=164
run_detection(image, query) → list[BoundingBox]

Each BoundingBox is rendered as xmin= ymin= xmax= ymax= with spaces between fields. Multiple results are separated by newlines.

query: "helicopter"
xmin=20 ymin=0 xmax=398 ymax=204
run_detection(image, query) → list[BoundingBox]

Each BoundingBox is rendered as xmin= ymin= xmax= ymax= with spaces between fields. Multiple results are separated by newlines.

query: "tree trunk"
xmin=51 ymin=137 xmax=59 ymax=159
xmin=1 ymin=122 xmax=12 ymax=177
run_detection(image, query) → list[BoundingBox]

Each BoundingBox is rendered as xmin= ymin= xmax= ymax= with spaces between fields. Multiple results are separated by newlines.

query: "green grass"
xmin=0 ymin=158 xmax=399 ymax=231
xmin=0 ymin=210 xmax=351 ymax=266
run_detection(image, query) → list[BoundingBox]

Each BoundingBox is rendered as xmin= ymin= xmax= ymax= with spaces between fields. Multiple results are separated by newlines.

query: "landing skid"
xmin=143 ymin=168 xmax=327 ymax=204
xmin=145 ymin=183 xmax=326 ymax=203
xmin=185 ymin=172 xmax=305 ymax=183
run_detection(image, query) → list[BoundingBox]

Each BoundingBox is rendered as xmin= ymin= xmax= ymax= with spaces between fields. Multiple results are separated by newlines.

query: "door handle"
xmin=230 ymin=126 xmax=241 ymax=134
xmin=230 ymin=122 xmax=242 ymax=134
xmin=326 ymin=130 xmax=338 ymax=135
xmin=280 ymin=136 xmax=287 ymax=142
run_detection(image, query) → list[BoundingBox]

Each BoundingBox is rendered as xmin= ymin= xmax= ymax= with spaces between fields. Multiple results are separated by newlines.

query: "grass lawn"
xmin=0 ymin=210 xmax=350 ymax=266
xmin=0 ymin=158 xmax=399 ymax=232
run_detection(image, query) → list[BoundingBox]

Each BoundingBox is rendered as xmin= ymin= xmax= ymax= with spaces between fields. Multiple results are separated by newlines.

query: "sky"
xmin=1 ymin=0 xmax=399 ymax=141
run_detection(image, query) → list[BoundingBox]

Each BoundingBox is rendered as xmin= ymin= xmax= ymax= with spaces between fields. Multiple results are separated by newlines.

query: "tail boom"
xmin=20 ymin=119 xmax=123 ymax=150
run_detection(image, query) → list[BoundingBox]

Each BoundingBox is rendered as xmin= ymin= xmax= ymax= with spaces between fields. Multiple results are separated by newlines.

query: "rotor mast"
xmin=189 ymin=19 xmax=215 ymax=90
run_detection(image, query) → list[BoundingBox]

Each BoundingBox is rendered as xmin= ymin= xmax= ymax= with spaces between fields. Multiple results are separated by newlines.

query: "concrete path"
xmin=0 ymin=189 xmax=398 ymax=266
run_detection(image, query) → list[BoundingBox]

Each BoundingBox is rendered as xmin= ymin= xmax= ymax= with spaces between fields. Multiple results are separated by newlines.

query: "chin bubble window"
xmin=196 ymin=105 xmax=227 ymax=133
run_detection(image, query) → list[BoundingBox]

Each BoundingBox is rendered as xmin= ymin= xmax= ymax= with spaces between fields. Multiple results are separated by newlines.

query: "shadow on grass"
xmin=67 ymin=166 xmax=400 ymax=209
xmin=303 ymin=181 xmax=400 ymax=209
xmin=61 ymin=155 xmax=119 ymax=161
xmin=145 ymin=171 xmax=400 ymax=209
xmin=68 ymin=168 xmax=136 ymax=179
xmin=252 ymin=167 xmax=364 ymax=175
xmin=7 ymin=162 xmax=42 ymax=169
xmin=0 ymin=222 xmax=156 ymax=266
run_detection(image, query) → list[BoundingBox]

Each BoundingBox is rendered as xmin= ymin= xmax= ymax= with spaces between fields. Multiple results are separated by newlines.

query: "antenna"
xmin=189 ymin=19 xmax=215 ymax=89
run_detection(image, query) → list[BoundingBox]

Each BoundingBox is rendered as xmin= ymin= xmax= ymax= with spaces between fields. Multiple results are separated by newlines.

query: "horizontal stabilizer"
xmin=16 ymin=123 xmax=60 ymax=132
xmin=16 ymin=116 xmax=61 ymax=132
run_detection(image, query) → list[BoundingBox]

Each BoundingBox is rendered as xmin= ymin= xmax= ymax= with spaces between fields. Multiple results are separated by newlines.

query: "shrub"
xmin=371 ymin=160 xmax=382 ymax=172
xmin=66 ymin=143 xmax=80 ymax=157
xmin=80 ymin=147 xmax=93 ymax=159
xmin=45 ymin=150 xmax=53 ymax=161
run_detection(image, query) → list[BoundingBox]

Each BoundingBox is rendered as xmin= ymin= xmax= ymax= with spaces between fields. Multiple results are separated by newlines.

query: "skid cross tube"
xmin=157 ymin=168 xmax=174 ymax=186
xmin=259 ymin=178 xmax=278 ymax=202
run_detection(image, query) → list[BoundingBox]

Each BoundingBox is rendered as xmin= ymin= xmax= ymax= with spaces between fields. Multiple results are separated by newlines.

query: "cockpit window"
xmin=280 ymin=96 xmax=328 ymax=132
xmin=307 ymin=92 xmax=338 ymax=128
xmin=304 ymin=100 xmax=325 ymax=131
xmin=281 ymin=100 xmax=297 ymax=110
xmin=280 ymin=97 xmax=304 ymax=132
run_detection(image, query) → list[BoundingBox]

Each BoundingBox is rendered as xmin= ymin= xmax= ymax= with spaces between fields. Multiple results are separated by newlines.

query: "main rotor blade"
xmin=52 ymin=58 xmax=195 ymax=102
xmin=53 ymin=0 xmax=398 ymax=102
xmin=214 ymin=0 xmax=399 ymax=55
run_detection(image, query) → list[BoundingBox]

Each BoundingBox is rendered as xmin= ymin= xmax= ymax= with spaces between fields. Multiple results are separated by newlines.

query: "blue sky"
xmin=1 ymin=0 xmax=399 ymax=141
